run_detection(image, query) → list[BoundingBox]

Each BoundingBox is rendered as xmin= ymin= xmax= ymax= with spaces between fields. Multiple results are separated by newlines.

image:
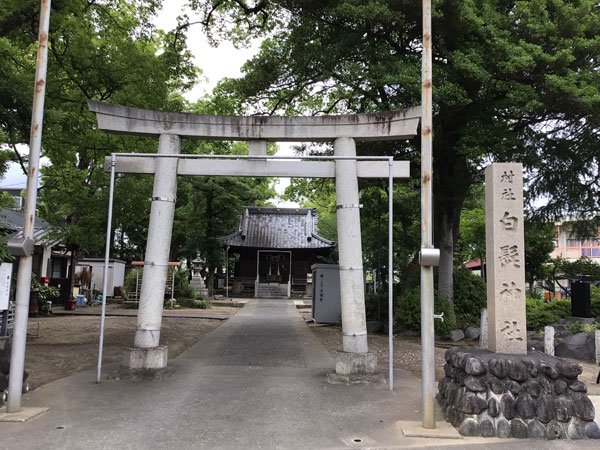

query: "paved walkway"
xmin=1 ymin=300 xmax=599 ymax=449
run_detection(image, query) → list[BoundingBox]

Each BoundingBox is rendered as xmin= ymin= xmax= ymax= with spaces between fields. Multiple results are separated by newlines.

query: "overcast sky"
xmin=153 ymin=0 xmax=261 ymax=100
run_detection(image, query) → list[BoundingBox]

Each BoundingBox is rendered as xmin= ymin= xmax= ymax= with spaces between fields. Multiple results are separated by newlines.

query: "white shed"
xmin=75 ymin=258 xmax=126 ymax=297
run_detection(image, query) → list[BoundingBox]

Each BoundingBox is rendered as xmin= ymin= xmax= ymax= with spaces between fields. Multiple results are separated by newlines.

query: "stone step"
xmin=257 ymin=284 xmax=288 ymax=298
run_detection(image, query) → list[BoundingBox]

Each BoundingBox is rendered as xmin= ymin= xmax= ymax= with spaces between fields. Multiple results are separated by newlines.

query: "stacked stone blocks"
xmin=438 ymin=348 xmax=599 ymax=439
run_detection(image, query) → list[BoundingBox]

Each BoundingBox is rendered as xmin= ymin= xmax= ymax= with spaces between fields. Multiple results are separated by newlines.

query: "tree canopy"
xmin=188 ymin=0 xmax=600 ymax=303
xmin=2 ymin=1 xmax=598 ymax=300
xmin=1 ymin=0 xmax=200 ymax=256
xmin=0 ymin=1 xmax=276 ymax=268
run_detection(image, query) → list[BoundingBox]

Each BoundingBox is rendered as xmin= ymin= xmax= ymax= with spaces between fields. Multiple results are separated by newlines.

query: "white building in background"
xmin=550 ymin=219 xmax=600 ymax=261
xmin=74 ymin=258 xmax=126 ymax=298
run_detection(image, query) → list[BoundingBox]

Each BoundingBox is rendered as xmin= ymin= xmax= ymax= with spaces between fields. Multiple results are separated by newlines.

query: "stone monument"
xmin=485 ymin=163 xmax=527 ymax=354
xmin=437 ymin=163 xmax=599 ymax=439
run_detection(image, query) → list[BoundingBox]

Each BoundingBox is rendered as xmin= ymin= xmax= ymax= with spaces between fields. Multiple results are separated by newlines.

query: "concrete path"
xmin=1 ymin=300 xmax=599 ymax=449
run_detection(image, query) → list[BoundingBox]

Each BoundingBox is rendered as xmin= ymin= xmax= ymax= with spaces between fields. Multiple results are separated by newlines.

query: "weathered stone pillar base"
xmin=335 ymin=350 xmax=377 ymax=375
xmin=123 ymin=345 xmax=168 ymax=370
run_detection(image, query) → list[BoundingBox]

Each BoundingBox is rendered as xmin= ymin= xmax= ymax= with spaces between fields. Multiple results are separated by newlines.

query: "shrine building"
xmin=220 ymin=207 xmax=334 ymax=298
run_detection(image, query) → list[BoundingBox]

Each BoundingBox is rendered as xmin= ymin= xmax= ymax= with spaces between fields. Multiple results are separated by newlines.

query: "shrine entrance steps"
xmin=256 ymin=283 xmax=289 ymax=299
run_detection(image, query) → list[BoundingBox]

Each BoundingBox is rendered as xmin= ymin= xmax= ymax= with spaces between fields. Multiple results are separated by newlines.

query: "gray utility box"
xmin=311 ymin=264 xmax=341 ymax=324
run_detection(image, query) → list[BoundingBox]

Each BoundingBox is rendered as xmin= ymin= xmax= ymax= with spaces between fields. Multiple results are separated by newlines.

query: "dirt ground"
xmin=19 ymin=304 xmax=600 ymax=396
xmin=23 ymin=305 xmax=239 ymax=389
xmin=308 ymin=323 xmax=448 ymax=379
xmin=309 ymin=322 xmax=600 ymax=395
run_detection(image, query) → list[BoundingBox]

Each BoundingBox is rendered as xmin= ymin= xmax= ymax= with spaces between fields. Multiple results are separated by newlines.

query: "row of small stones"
xmin=437 ymin=348 xmax=600 ymax=439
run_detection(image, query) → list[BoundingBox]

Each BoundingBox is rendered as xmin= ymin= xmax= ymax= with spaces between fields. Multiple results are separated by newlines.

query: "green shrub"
xmin=177 ymin=297 xmax=209 ymax=309
xmin=453 ymin=268 xmax=487 ymax=328
xmin=124 ymin=269 xmax=142 ymax=299
xmin=591 ymin=286 xmax=600 ymax=317
xmin=365 ymin=291 xmax=387 ymax=321
xmin=121 ymin=301 xmax=139 ymax=309
xmin=566 ymin=321 xmax=600 ymax=334
xmin=193 ymin=299 xmax=209 ymax=309
xmin=394 ymin=288 xmax=456 ymax=338
xmin=172 ymin=267 xmax=196 ymax=299
xmin=124 ymin=267 xmax=197 ymax=300
xmin=176 ymin=283 xmax=197 ymax=300
xmin=526 ymin=297 xmax=571 ymax=330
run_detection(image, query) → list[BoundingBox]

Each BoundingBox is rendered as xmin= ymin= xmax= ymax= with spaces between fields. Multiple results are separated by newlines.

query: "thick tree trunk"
xmin=205 ymin=188 xmax=214 ymax=296
xmin=207 ymin=266 xmax=214 ymax=296
xmin=528 ymin=273 xmax=535 ymax=298
xmin=437 ymin=211 xmax=455 ymax=301
xmin=432 ymin=117 xmax=472 ymax=307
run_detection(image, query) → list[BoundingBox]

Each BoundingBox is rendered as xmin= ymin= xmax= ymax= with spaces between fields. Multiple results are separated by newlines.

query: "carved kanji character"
xmin=500 ymin=170 xmax=515 ymax=183
xmin=500 ymin=281 xmax=522 ymax=302
xmin=500 ymin=320 xmax=523 ymax=342
xmin=499 ymin=211 xmax=518 ymax=230
xmin=501 ymin=188 xmax=516 ymax=200
xmin=499 ymin=245 xmax=521 ymax=267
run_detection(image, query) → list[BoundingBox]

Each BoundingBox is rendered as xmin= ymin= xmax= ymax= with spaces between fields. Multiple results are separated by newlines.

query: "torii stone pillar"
xmin=334 ymin=137 xmax=376 ymax=374
xmin=123 ymin=134 xmax=180 ymax=369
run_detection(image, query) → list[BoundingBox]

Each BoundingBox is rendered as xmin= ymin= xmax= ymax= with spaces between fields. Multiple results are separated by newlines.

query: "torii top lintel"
xmin=88 ymin=101 xmax=421 ymax=142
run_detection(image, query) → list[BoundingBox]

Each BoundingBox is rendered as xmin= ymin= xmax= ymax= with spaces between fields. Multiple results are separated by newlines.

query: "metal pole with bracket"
xmin=97 ymin=154 xmax=117 ymax=383
xmin=420 ymin=0 xmax=439 ymax=429
xmin=6 ymin=0 xmax=52 ymax=413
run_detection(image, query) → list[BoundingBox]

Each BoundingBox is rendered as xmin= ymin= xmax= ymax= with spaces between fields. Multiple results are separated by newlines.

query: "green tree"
xmin=547 ymin=257 xmax=600 ymax=282
xmin=524 ymin=220 xmax=556 ymax=296
xmin=456 ymin=184 xmax=556 ymax=296
xmin=285 ymin=164 xmax=421 ymax=294
xmin=456 ymin=184 xmax=485 ymax=265
xmin=1 ymin=0 xmax=197 ymax=256
xmin=189 ymin=1 xmax=600 ymax=314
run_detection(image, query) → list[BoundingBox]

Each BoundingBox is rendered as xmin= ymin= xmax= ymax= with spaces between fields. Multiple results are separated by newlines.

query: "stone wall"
xmin=438 ymin=347 xmax=600 ymax=439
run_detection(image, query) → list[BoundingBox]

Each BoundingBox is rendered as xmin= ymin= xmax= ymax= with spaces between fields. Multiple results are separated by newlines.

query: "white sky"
xmin=1 ymin=0 xmax=298 ymax=206
xmin=154 ymin=1 xmax=298 ymax=206
xmin=153 ymin=0 xmax=258 ymax=99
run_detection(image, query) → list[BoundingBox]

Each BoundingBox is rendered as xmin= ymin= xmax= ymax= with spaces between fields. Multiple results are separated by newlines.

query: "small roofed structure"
xmin=0 ymin=208 xmax=72 ymax=304
xmin=220 ymin=207 xmax=334 ymax=298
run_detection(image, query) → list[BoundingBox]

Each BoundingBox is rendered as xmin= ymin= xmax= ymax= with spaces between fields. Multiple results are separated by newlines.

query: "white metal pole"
xmin=288 ymin=252 xmax=292 ymax=298
xmin=226 ymin=246 xmax=229 ymax=299
xmin=420 ymin=0 xmax=436 ymax=429
xmin=373 ymin=270 xmax=377 ymax=294
xmin=388 ymin=158 xmax=394 ymax=391
xmin=171 ymin=268 xmax=175 ymax=301
xmin=96 ymin=155 xmax=116 ymax=383
xmin=255 ymin=250 xmax=260 ymax=298
xmin=6 ymin=0 xmax=51 ymax=413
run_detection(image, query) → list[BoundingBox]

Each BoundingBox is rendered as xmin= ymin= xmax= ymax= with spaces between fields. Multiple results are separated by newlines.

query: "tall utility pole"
xmin=420 ymin=0 xmax=437 ymax=429
xmin=6 ymin=0 xmax=51 ymax=413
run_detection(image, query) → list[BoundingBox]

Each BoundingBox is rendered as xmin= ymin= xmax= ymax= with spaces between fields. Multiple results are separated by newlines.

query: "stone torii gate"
xmin=88 ymin=100 xmax=421 ymax=376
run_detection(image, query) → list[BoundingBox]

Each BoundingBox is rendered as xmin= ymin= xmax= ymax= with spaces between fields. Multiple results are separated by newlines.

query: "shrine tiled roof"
xmin=0 ymin=208 xmax=55 ymax=245
xmin=220 ymin=207 xmax=334 ymax=250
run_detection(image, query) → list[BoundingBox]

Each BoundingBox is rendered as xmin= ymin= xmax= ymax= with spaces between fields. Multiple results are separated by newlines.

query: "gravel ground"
xmin=22 ymin=305 xmax=238 ymax=389
xmin=306 ymin=318 xmax=600 ymax=395
xmin=308 ymin=323 xmax=447 ymax=380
